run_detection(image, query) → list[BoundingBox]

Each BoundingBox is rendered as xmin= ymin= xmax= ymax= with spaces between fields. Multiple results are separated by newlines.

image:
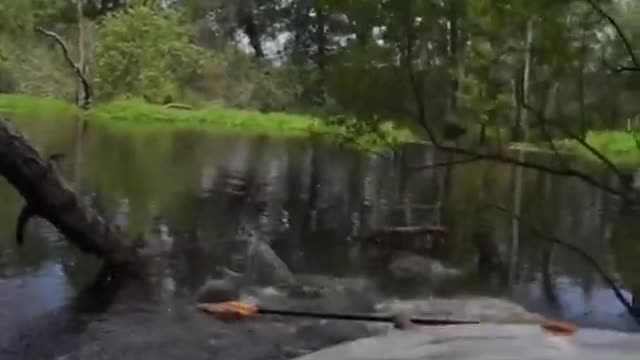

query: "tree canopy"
xmin=0 ymin=0 xmax=639 ymax=142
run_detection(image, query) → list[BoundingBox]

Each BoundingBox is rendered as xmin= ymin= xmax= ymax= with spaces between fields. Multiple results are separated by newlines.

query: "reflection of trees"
xmin=7 ymin=117 xmax=639 ymax=318
xmin=541 ymin=245 xmax=559 ymax=307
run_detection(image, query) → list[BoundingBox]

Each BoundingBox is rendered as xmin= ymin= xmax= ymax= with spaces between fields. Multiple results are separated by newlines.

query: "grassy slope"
xmin=0 ymin=94 xmax=638 ymax=166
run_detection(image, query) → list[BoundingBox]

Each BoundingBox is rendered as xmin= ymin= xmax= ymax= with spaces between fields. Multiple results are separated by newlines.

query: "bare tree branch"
xmin=614 ymin=65 xmax=640 ymax=73
xmin=422 ymin=142 xmax=624 ymax=197
xmin=585 ymin=0 xmax=640 ymax=72
xmin=522 ymin=102 xmax=626 ymax=183
xmin=400 ymin=19 xmax=630 ymax=200
xmin=35 ymin=26 xmax=93 ymax=109
xmin=486 ymin=203 xmax=639 ymax=324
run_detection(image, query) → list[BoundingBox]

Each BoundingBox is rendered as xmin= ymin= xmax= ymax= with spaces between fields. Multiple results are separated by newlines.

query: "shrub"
xmin=94 ymin=6 xmax=202 ymax=103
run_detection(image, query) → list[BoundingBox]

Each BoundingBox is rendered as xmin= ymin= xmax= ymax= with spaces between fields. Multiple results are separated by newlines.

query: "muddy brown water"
xmin=0 ymin=117 xmax=639 ymax=359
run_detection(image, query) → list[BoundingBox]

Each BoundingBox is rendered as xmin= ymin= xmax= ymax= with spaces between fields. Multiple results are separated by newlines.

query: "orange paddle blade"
xmin=198 ymin=301 xmax=259 ymax=320
xmin=540 ymin=319 xmax=577 ymax=336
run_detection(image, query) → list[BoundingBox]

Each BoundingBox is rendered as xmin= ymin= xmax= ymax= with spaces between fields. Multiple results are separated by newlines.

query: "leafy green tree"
xmin=94 ymin=5 xmax=202 ymax=102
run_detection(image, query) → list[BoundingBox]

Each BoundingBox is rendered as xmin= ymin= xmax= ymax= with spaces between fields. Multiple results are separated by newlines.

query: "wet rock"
xmin=196 ymin=278 xmax=241 ymax=303
xmin=388 ymin=253 xmax=461 ymax=285
xmin=138 ymin=217 xmax=175 ymax=256
xmin=245 ymin=240 xmax=295 ymax=287
xmin=390 ymin=312 xmax=417 ymax=330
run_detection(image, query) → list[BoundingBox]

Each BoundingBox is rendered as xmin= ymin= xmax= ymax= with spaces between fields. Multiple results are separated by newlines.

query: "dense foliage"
xmin=1 ymin=0 xmax=640 ymax=144
xmin=94 ymin=7 xmax=201 ymax=103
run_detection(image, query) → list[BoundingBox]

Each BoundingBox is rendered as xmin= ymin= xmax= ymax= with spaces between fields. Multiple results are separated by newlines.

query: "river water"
xmin=0 ymin=116 xmax=638 ymax=359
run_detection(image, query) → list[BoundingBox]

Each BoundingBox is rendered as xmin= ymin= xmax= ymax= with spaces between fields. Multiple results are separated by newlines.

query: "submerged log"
xmin=358 ymin=225 xmax=449 ymax=258
xmin=0 ymin=117 xmax=140 ymax=268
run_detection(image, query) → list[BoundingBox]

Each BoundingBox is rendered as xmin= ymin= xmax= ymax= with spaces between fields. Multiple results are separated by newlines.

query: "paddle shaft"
xmin=257 ymin=308 xmax=480 ymax=326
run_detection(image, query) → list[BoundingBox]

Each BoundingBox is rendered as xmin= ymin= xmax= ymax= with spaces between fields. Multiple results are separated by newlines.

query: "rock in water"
xmin=139 ymin=217 xmax=175 ymax=256
xmin=388 ymin=253 xmax=461 ymax=285
xmin=245 ymin=240 xmax=295 ymax=287
xmin=197 ymin=278 xmax=240 ymax=303
xmin=391 ymin=312 xmax=417 ymax=330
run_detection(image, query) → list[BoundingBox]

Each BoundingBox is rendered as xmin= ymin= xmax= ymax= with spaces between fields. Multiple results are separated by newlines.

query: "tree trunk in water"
xmin=509 ymin=162 xmax=524 ymax=286
xmin=0 ymin=117 xmax=140 ymax=268
xmin=474 ymin=166 xmax=507 ymax=289
xmin=509 ymin=19 xmax=534 ymax=286
xmin=545 ymin=82 xmax=559 ymax=120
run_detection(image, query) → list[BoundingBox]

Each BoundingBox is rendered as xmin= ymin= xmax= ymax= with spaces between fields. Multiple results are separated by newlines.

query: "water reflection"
xmin=514 ymin=275 xmax=638 ymax=332
xmin=0 ymin=117 xmax=638 ymax=334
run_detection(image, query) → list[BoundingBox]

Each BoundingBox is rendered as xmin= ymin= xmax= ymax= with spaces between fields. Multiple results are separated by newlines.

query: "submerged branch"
xmin=408 ymin=156 xmax=483 ymax=170
xmin=34 ymin=26 xmax=92 ymax=109
xmin=411 ymin=141 xmax=625 ymax=198
xmin=486 ymin=203 xmax=639 ymax=324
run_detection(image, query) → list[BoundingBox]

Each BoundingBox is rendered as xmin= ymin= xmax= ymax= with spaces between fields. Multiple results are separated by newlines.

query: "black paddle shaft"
xmin=257 ymin=308 xmax=480 ymax=326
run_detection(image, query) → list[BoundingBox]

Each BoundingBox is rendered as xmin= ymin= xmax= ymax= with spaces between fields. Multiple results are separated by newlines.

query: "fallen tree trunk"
xmin=0 ymin=117 xmax=139 ymax=268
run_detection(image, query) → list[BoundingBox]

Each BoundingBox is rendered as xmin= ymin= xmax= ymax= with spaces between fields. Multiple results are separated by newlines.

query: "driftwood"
xmin=163 ymin=103 xmax=193 ymax=110
xmin=0 ymin=117 xmax=139 ymax=268
xmin=34 ymin=26 xmax=93 ymax=109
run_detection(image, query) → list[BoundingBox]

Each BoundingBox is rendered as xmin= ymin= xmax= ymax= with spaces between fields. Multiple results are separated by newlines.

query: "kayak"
xmin=293 ymin=323 xmax=640 ymax=360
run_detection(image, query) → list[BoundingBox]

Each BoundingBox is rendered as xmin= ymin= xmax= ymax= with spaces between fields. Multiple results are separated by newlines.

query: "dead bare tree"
xmin=35 ymin=26 xmax=93 ymax=109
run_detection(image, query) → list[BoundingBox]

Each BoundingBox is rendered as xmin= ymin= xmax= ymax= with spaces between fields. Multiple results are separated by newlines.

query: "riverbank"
xmin=0 ymin=94 xmax=638 ymax=167
xmin=0 ymin=94 xmax=414 ymax=150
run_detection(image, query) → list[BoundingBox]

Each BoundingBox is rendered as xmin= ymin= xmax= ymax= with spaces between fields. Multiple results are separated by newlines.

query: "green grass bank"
xmin=0 ymin=94 xmax=638 ymax=167
xmin=0 ymin=94 xmax=413 ymax=149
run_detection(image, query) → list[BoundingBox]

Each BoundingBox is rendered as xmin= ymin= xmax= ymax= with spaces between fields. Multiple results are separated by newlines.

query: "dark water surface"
xmin=0 ymin=117 xmax=639 ymax=358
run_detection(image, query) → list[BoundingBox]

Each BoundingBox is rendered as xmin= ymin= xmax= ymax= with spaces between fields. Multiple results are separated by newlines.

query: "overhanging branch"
xmin=35 ymin=26 xmax=93 ymax=109
xmin=521 ymin=102 xmax=625 ymax=183
xmin=585 ymin=0 xmax=640 ymax=72
xmin=402 ymin=30 xmax=629 ymax=200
